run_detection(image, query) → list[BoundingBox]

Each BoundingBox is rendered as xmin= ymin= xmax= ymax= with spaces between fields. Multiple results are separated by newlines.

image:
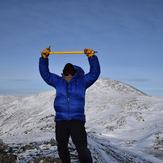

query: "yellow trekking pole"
xmin=48 ymin=46 xmax=98 ymax=55
xmin=49 ymin=51 xmax=98 ymax=55
xmin=49 ymin=51 xmax=85 ymax=55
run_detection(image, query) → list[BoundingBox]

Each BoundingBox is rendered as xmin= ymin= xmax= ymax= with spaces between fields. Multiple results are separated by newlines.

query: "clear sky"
xmin=0 ymin=0 xmax=163 ymax=96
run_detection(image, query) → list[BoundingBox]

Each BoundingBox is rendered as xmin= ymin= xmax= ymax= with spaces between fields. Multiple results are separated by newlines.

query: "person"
xmin=39 ymin=47 xmax=100 ymax=163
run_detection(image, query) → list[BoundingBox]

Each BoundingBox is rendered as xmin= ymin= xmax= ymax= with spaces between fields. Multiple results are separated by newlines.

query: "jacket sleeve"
xmin=39 ymin=57 xmax=60 ymax=88
xmin=84 ymin=55 xmax=101 ymax=89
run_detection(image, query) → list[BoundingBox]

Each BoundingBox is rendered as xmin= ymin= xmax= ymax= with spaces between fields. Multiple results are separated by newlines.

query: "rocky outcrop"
xmin=0 ymin=138 xmax=77 ymax=163
xmin=0 ymin=139 xmax=17 ymax=163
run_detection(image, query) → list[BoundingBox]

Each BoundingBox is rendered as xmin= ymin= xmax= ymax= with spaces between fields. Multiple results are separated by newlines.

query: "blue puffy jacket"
xmin=39 ymin=55 xmax=100 ymax=122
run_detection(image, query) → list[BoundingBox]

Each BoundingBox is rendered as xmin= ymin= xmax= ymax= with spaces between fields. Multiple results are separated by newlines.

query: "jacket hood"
xmin=73 ymin=65 xmax=85 ymax=78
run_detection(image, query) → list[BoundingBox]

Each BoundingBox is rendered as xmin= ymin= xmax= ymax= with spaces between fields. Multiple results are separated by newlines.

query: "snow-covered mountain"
xmin=0 ymin=78 xmax=163 ymax=163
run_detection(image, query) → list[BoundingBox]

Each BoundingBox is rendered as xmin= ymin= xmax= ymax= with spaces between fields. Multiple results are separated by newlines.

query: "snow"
xmin=0 ymin=78 xmax=163 ymax=162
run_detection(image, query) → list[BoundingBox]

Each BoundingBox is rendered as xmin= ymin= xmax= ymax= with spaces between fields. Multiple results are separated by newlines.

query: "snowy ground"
xmin=0 ymin=78 xmax=163 ymax=162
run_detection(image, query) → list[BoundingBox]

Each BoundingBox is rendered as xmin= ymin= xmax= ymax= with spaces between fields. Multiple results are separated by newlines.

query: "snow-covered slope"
xmin=0 ymin=78 xmax=163 ymax=162
xmin=0 ymin=91 xmax=55 ymax=143
xmin=86 ymin=79 xmax=163 ymax=162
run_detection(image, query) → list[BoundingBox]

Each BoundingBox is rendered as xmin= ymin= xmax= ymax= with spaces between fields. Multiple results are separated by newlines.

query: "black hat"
xmin=63 ymin=63 xmax=76 ymax=76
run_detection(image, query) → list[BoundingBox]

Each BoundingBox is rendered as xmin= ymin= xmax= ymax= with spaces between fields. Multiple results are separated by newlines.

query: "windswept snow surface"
xmin=0 ymin=78 xmax=163 ymax=162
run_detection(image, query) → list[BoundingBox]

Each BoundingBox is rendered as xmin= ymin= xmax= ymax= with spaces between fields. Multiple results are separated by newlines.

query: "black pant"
xmin=55 ymin=120 xmax=93 ymax=163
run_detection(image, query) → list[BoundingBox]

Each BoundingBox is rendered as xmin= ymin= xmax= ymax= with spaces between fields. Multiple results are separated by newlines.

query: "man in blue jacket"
xmin=39 ymin=47 xmax=100 ymax=163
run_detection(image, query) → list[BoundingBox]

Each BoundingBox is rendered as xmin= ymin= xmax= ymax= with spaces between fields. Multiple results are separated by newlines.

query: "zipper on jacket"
xmin=66 ymin=82 xmax=70 ymax=119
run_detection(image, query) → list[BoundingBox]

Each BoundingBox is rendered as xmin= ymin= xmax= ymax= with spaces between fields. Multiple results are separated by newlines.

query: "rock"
xmin=0 ymin=140 xmax=17 ymax=163
xmin=23 ymin=143 xmax=36 ymax=150
xmin=0 ymin=153 xmax=17 ymax=163
xmin=0 ymin=141 xmax=8 ymax=152
xmin=50 ymin=138 xmax=56 ymax=146
xmin=34 ymin=156 xmax=61 ymax=163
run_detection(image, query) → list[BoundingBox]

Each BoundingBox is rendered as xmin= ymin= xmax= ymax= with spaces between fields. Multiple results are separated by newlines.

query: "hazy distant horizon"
xmin=0 ymin=77 xmax=162 ymax=97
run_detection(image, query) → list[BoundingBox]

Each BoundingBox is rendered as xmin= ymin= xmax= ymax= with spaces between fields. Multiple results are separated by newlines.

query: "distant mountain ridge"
xmin=89 ymin=78 xmax=146 ymax=96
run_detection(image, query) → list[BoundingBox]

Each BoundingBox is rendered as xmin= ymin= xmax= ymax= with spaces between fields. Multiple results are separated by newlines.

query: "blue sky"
xmin=0 ymin=0 xmax=163 ymax=96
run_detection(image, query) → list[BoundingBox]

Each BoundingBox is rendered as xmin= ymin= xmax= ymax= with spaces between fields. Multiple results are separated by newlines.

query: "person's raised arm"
xmin=39 ymin=47 xmax=60 ymax=88
xmin=83 ymin=48 xmax=101 ymax=88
